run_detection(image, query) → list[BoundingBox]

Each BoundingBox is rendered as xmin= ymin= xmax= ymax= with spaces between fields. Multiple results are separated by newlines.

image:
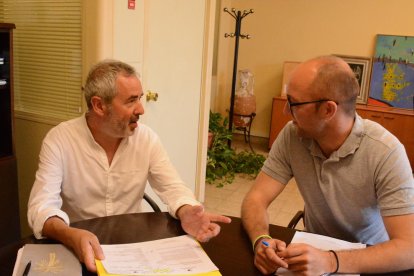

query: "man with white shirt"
xmin=28 ymin=60 xmax=231 ymax=273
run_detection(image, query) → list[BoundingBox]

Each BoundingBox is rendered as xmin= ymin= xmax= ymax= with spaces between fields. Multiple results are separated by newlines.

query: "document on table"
xmin=96 ymin=235 xmax=221 ymax=276
xmin=276 ymin=231 xmax=366 ymax=276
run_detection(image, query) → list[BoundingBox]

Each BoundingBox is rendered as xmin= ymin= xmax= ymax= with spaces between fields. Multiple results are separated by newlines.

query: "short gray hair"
xmin=84 ymin=59 xmax=138 ymax=109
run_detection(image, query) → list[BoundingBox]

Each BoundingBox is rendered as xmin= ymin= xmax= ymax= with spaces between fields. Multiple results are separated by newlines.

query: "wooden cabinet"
xmin=0 ymin=23 xmax=20 ymax=247
xmin=268 ymin=97 xmax=292 ymax=149
xmin=269 ymin=97 xmax=414 ymax=169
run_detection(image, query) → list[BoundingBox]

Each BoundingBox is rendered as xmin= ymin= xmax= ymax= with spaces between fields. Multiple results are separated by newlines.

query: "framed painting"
xmin=368 ymin=34 xmax=414 ymax=110
xmin=280 ymin=61 xmax=300 ymax=97
xmin=335 ymin=55 xmax=372 ymax=104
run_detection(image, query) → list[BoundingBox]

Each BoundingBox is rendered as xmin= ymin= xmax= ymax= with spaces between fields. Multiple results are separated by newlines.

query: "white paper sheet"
xmin=276 ymin=231 xmax=366 ymax=276
xmin=101 ymin=235 xmax=218 ymax=275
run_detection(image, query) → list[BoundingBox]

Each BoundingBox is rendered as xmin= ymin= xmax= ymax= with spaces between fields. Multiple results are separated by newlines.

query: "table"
xmin=0 ymin=212 xmax=412 ymax=275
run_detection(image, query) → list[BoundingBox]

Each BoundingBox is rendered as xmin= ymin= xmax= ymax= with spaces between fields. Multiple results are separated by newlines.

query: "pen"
xmin=262 ymin=240 xmax=285 ymax=260
xmin=22 ymin=261 xmax=31 ymax=276
xmin=262 ymin=240 xmax=270 ymax=247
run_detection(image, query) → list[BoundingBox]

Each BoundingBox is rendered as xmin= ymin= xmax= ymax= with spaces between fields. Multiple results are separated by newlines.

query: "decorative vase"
xmin=234 ymin=95 xmax=256 ymax=127
xmin=233 ymin=69 xmax=256 ymax=127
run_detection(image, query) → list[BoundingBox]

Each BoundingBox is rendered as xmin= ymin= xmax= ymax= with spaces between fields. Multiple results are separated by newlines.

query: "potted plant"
xmin=206 ymin=111 xmax=265 ymax=187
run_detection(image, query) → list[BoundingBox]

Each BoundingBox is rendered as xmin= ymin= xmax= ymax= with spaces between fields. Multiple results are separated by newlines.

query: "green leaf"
xmin=206 ymin=111 xmax=266 ymax=187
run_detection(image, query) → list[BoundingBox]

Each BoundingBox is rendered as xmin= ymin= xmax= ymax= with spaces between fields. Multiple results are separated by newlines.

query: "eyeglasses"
xmin=287 ymin=98 xmax=337 ymax=116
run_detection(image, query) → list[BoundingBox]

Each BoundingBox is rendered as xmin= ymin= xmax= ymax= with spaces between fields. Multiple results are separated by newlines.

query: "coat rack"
xmin=223 ymin=7 xmax=254 ymax=146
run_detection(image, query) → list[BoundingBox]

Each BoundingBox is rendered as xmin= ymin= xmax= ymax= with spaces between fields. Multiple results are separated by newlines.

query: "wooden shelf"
xmin=0 ymin=85 xmax=9 ymax=92
xmin=0 ymin=22 xmax=20 ymax=247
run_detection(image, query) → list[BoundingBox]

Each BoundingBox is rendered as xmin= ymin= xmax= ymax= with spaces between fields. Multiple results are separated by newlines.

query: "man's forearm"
xmin=241 ymin=171 xmax=285 ymax=246
xmin=337 ymin=240 xmax=414 ymax=273
xmin=42 ymin=216 xmax=73 ymax=245
xmin=241 ymin=196 xmax=271 ymax=244
xmin=339 ymin=214 xmax=414 ymax=273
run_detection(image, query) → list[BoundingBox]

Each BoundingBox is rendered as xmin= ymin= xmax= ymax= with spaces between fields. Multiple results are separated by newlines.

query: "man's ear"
xmin=90 ymin=96 xmax=107 ymax=116
xmin=324 ymin=100 xmax=338 ymax=120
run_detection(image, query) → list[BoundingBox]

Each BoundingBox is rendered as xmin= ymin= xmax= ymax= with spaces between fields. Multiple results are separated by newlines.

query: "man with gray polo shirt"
xmin=241 ymin=55 xmax=414 ymax=275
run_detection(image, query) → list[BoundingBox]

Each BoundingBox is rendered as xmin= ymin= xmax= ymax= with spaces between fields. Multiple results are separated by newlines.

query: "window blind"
xmin=1 ymin=0 xmax=82 ymax=123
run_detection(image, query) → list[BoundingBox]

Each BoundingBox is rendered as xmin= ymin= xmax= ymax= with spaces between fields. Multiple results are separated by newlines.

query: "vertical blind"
xmin=0 ymin=0 xmax=82 ymax=122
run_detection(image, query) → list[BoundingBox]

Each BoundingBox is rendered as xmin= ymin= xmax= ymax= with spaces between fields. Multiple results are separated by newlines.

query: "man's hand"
xmin=254 ymin=238 xmax=288 ymax=274
xmin=278 ymin=243 xmax=334 ymax=275
xmin=177 ymin=205 xmax=231 ymax=242
xmin=65 ymin=227 xmax=105 ymax=272
xmin=42 ymin=217 xmax=105 ymax=272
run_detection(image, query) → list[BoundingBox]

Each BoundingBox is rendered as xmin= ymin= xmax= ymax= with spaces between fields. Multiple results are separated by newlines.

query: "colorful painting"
xmin=368 ymin=35 xmax=414 ymax=110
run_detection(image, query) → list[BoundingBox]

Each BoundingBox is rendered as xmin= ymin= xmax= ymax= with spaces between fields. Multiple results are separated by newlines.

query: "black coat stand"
xmin=223 ymin=7 xmax=254 ymax=147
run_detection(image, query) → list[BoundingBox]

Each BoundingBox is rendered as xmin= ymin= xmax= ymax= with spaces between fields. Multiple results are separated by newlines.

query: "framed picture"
xmin=335 ymin=55 xmax=372 ymax=104
xmin=368 ymin=34 xmax=414 ymax=110
xmin=280 ymin=61 xmax=301 ymax=97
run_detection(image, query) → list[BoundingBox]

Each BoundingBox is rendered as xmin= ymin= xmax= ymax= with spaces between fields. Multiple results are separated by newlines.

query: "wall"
xmin=15 ymin=120 xmax=53 ymax=236
xmin=213 ymin=0 xmax=414 ymax=138
xmin=113 ymin=0 xmax=143 ymax=74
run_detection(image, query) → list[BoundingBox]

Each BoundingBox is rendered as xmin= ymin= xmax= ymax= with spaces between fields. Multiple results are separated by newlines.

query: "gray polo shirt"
xmin=263 ymin=114 xmax=414 ymax=245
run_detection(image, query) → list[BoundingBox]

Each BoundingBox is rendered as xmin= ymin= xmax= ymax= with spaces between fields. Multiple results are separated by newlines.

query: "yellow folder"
xmin=96 ymin=260 xmax=222 ymax=276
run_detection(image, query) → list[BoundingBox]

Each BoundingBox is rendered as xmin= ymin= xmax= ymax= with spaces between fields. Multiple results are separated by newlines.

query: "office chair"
xmin=143 ymin=193 xmax=161 ymax=212
xmin=287 ymin=210 xmax=304 ymax=229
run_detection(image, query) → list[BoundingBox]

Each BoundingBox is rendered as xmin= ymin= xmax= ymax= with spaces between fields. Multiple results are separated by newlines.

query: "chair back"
xmin=143 ymin=193 xmax=161 ymax=212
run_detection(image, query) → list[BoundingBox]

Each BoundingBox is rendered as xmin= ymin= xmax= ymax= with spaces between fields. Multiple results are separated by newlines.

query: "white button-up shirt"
xmin=28 ymin=115 xmax=200 ymax=238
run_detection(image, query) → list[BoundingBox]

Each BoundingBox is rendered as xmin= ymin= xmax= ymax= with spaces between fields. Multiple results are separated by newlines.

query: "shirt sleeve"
xmin=375 ymin=142 xmax=414 ymax=216
xmin=262 ymin=122 xmax=294 ymax=185
xmin=27 ymin=128 xmax=70 ymax=239
xmin=146 ymin=132 xmax=201 ymax=218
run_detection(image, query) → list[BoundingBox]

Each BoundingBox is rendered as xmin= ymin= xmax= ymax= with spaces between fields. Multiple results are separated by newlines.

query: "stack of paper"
xmin=96 ymin=235 xmax=221 ymax=276
xmin=12 ymin=244 xmax=81 ymax=276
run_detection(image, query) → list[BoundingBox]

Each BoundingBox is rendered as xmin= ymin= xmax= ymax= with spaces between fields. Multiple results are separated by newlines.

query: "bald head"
xmin=288 ymin=56 xmax=359 ymax=116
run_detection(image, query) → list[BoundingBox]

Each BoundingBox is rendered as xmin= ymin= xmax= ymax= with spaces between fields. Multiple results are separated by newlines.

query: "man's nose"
xmin=135 ymin=101 xmax=145 ymax=115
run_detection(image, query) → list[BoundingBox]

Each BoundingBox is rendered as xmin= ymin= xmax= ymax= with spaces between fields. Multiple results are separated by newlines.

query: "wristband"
xmin=252 ymin=234 xmax=272 ymax=252
xmin=329 ymin=250 xmax=339 ymax=274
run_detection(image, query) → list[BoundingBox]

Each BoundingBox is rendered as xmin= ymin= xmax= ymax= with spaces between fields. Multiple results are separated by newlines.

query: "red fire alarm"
xmin=128 ymin=0 xmax=135 ymax=10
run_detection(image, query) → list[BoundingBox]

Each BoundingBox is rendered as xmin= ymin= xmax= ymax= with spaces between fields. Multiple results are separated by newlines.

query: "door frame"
xmin=195 ymin=0 xmax=216 ymax=201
